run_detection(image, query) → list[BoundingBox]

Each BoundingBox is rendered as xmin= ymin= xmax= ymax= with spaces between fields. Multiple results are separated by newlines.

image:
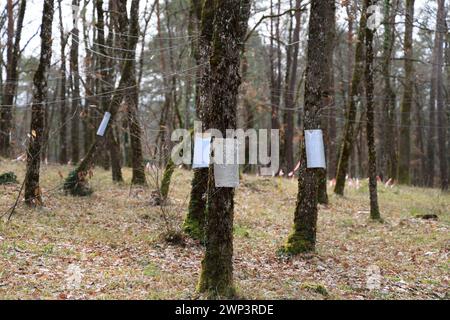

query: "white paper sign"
xmin=213 ymin=138 xmax=239 ymax=188
xmin=193 ymin=136 xmax=211 ymax=168
xmin=214 ymin=163 xmax=239 ymax=188
xmin=304 ymin=129 xmax=326 ymax=169
xmin=96 ymin=112 xmax=111 ymax=136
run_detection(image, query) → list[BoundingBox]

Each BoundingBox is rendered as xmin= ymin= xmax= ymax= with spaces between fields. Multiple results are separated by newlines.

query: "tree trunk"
xmin=381 ymin=0 xmax=398 ymax=181
xmin=435 ymin=0 xmax=448 ymax=191
xmin=318 ymin=0 xmax=336 ymax=205
xmin=398 ymin=0 xmax=415 ymax=185
xmin=198 ymin=0 xmax=251 ymax=298
xmin=283 ymin=0 xmax=302 ymax=174
xmin=365 ymin=0 xmax=381 ymax=221
xmin=413 ymin=83 xmax=427 ymax=186
xmin=70 ymin=0 xmax=81 ymax=164
xmin=126 ymin=0 xmax=146 ymax=186
xmin=334 ymin=0 xmax=368 ymax=195
xmin=268 ymin=0 xmax=281 ymax=132
xmin=185 ymin=0 xmax=215 ymax=241
xmin=105 ymin=0 xmax=122 ymax=178
xmin=0 ymin=0 xmax=26 ymax=158
xmin=154 ymin=0 xmax=171 ymax=166
xmin=283 ymin=0 xmax=335 ymax=255
xmin=81 ymin=2 xmax=94 ymax=158
xmin=446 ymin=23 xmax=450 ymax=190
xmin=24 ymin=0 xmax=54 ymax=206
xmin=58 ymin=0 xmax=68 ymax=164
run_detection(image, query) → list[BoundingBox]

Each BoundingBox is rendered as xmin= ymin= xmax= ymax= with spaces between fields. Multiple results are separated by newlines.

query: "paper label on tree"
xmin=213 ymin=138 xmax=239 ymax=188
xmin=193 ymin=136 xmax=211 ymax=168
xmin=96 ymin=112 xmax=111 ymax=137
xmin=304 ymin=129 xmax=326 ymax=169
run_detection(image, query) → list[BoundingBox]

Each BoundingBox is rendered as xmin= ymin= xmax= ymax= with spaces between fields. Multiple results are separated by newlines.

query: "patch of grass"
xmin=301 ymin=282 xmax=329 ymax=297
xmin=143 ymin=263 xmax=161 ymax=277
xmin=234 ymin=224 xmax=250 ymax=238
xmin=41 ymin=244 xmax=54 ymax=255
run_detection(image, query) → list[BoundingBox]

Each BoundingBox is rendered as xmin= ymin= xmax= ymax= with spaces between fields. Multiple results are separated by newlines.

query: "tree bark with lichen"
xmin=197 ymin=0 xmax=251 ymax=298
xmin=184 ymin=0 xmax=215 ymax=241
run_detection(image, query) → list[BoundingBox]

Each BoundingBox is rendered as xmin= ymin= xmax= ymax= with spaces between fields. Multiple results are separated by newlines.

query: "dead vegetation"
xmin=0 ymin=160 xmax=448 ymax=299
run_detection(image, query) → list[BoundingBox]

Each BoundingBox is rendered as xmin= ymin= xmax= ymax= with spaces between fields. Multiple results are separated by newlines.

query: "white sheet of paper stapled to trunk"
xmin=96 ymin=112 xmax=111 ymax=137
xmin=304 ymin=129 xmax=326 ymax=169
xmin=193 ymin=135 xmax=211 ymax=168
xmin=213 ymin=138 xmax=239 ymax=188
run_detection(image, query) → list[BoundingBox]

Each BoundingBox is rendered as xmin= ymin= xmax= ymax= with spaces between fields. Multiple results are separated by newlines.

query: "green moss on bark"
xmin=184 ymin=168 xmax=208 ymax=241
xmin=282 ymin=230 xmax=315 ymax=255
xmin=183 ymin=215 xmax=204 ymax=241
xmin=160 ymin=159 xmax=175 ymax=200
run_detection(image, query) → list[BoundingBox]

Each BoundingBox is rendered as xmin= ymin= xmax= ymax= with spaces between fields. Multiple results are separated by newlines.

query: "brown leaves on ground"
xmin=0 ymin=160 xmax=448 ymax=300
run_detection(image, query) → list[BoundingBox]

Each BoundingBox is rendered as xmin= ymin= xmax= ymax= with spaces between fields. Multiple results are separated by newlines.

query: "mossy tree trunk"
xmin=0 ymin=0 xmax=26 ymax=158
xmin=283 ymin=0 xmax=335 ymax=255
xmin=197 ymin=0 xmax=251 ymax=298
xmin=24 ymin=0 xmax=54 ymax=206
xmin=334 ymin=0 xmax=368 ymax=196
xmin=160 ymin=158 xmax=175 ymax=200
xmin=184 ymin=0 xmax=215 ymax=241
xmin=397 ymin=0 xmax=415 ymax=185
xmin=365 ymin=0 xmax=381 ymax=221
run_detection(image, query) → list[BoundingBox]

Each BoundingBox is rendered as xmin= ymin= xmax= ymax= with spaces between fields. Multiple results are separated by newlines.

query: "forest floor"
xmin=0 ymin=159 xmax=449 ymax=300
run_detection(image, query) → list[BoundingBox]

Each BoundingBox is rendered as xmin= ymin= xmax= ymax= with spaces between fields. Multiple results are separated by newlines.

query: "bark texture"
xmin=398 ymin=0 xmax=415 ymax=185
xmin=334 ymin=0 xmax=368 ymax=195
xmin=0 ymin=0 xmax=26 ymax=157
xmin=58 ymin=0 xmax=68 ymax=165
xmin=381 ymin=0 xmax=398 ymax=181
xmin=435 ymin=0 xmax=448 ymax=191
xmin=126 ymin=0 xmax=147 ymax=186
xmin=24 ymin=0 xmax=54 ymax=206
xmin=365 ymin=0 xmax=381 ymax=221
xmin=70 ymin=0 xmax=81 ymax=164
xmin=198 ymin=0 xmax=251 ymax=297
xmin=283 ymin=0 xmax=335 ymax=255
xmin=185 ymin=0 xmax=215 ymax=241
